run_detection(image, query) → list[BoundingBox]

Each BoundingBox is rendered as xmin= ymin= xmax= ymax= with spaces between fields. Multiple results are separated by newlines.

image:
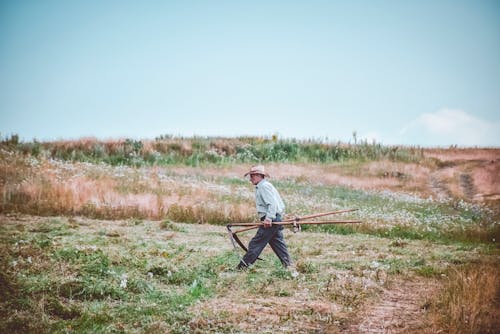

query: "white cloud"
xmin=399 ymin=108 xmax=500 ymax=147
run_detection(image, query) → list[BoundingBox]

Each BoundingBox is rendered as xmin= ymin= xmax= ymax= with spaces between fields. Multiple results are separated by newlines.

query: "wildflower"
xmin=147 ymin=272 xmax=154 ymax=279
xmin=15 ymin=240 xmax=28 ymax=247
xmin=120 ymin=274 xmax=128 ymax=288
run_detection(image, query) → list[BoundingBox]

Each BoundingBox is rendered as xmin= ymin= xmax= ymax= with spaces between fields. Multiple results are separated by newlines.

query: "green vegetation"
xmin=1 ymin=135 xmax=498 ymax=332
xmin=0 ymin=219 xmax=233 ymax=333
xmin=0 ymin=216 xmax=497 ymax=333
xmin=1 ymin=134 xmax=424 ymax=166
xmin=275 ymin=180 xmax=499 ymax=244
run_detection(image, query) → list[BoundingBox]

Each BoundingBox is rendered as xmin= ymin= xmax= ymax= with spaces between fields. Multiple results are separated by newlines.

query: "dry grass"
xmin=0 ymin=151 xmax=254 ymax=221
xmin=1 ymin=145 xmax=499 ymax=332
xmin=2 ymin=149 xmax=498 ymax=244
xmin=426 ymin=262 xmax=500 ymax=334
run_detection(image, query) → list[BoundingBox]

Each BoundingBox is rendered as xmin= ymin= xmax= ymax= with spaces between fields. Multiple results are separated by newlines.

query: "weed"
xmin=416 ymin=265 xmax=443 ymax=278
xmin=389 ymin=238 xmax=408 ymax=247
xmin=167 ymin=204 xmax=197 ymax=223
xmin=45 ymin=296 xmax=81 ymax=320
xmin=320 ymin=274 xmax=371 ymax=309
xmin=296 ymin=260 xmax=318 ymax=274
xmin=160 ymin=219 xmax=186 ymax=232
xmin=271 ymin=263 xmax=290 ymax=279
xmin=188 ymin=279 xmax=210 ymax=299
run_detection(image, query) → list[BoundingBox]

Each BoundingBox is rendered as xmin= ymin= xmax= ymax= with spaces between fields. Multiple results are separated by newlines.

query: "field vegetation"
xmin=1 ymin=135 xmax=499 ymax=333
xmin=1 ymin=134 xmax=425 ymax=166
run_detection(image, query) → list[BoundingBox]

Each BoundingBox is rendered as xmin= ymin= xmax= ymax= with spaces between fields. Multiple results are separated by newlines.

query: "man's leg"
xmin=269 ymin=228 xmax=292 ymax=267
xmin=268 ymin=213 xmax=292 ymax=267
xmin=238 ymin=227 xmax=274 ymax=269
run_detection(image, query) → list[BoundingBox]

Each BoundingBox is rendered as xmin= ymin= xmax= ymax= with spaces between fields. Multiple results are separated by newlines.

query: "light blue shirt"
xmin=255 ymin=179 xmax=285 ymax=220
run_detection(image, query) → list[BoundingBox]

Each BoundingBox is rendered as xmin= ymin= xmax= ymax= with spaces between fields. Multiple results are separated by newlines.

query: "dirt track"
xmin=346 ymin=279 xmax=438 ymax=333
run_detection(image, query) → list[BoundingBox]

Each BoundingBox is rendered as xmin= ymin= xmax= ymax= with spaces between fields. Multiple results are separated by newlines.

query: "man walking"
xmin=237 ymin=165 xmax=295 ymax=274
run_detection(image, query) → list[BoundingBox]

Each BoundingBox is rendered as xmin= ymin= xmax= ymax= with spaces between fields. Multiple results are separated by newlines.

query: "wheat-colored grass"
xmin=426 ymin=262 xmax=500 ymax=334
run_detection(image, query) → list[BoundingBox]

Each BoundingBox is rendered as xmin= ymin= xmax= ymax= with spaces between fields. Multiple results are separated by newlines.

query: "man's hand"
xmin=263 ymin=218 xmax=273 ymax=228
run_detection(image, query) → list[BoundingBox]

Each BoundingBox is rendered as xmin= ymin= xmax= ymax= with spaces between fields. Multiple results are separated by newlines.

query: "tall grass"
xmin=427 ymin=262 xmax=499 ymax=334
xmin=1 ymin=147 xmax=497 ymax=244
xmin=1 ymin=134 xmax=425 ymax=166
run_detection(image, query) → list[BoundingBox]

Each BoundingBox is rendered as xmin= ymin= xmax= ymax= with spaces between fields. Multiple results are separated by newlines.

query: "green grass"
xmin=1 ymin=139 xmax=498 ymax=332
xmin=275 ymin=180 xmax=498 ymax=244
xmin=1 ymin=134 xmax=425 ymax=166
xmin=0 ymin=218 xmax=226 ymax=333
xmin=160 ymin=220 xmax=187 ymax=232
xmin=0 ymin=215 xmax=497 ymax=333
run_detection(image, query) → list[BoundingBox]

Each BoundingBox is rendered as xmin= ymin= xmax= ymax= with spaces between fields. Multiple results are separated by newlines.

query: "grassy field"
xmin=1 ymin=138 xmax=499 ymax=333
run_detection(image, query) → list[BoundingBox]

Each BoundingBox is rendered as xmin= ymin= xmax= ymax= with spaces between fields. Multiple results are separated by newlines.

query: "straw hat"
xmin=244 ymin=165 xmax=270 ymax=177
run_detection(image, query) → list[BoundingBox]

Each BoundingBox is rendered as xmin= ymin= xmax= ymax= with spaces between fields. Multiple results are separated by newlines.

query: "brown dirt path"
xmin=345 ymin=278 xmax=438 ymax=334
xmin=424 ymin=148 xmax=500 ymax=202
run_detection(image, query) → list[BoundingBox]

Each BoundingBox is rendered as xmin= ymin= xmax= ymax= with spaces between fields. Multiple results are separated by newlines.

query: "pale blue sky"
xmin=1 ymin=0 xmax=499 ymax=146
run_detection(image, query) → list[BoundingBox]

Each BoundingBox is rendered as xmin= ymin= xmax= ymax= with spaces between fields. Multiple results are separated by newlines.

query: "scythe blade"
xmin=226 ymin=225 xmax=263 ymax=261
xmin=226 ymin=225 xmax=239 ymax=249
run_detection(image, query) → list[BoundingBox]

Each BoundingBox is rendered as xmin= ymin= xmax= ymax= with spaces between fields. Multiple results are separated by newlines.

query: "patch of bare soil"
xmin=189 ymin=294 xmax=346 ymax=333
xmin=345 ymin=278 xmax=439 ymax=334
xmin=189 ymin=277 xmax=439 ymax=334
xmin=423 ymin=148 xmax=499 ymax=162
xmin=422 ymin=148 xmax=500 ymax=201
xmin=471 ymin=159 xmax=500 ymax=201
xmin=428 ymin=175 xmax=453 ymax=201
xmin=426 ymin=158 xmax=500 ymax=202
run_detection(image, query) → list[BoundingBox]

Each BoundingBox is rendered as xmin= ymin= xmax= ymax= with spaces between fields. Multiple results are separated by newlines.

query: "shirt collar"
xmin=255 ymin=178 xmax=267 ymax=188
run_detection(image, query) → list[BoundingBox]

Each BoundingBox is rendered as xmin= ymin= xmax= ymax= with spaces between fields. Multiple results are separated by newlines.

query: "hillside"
xmin=0 ymin=137 xmax=499 ymax=333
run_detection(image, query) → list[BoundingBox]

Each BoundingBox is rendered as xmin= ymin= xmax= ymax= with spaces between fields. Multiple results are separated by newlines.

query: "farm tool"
xmin=226 ymin=209 xmax=361 ymax=256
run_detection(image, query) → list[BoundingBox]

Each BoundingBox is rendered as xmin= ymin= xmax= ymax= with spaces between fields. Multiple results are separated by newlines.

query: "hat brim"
xmin=244 ymin=171 xmax=270 ymax=177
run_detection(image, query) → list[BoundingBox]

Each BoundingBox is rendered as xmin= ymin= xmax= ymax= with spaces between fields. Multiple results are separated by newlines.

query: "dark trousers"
xmin=238 ymin=214 xmax=292 ymax=268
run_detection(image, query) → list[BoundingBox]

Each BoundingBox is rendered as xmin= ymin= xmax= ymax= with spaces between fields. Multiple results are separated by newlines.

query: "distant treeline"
xmin=0 ymin=134 xmax=424 ymax=166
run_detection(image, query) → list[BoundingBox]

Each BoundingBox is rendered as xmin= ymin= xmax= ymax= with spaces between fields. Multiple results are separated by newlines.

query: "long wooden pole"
xmin=227 ymin=209 xmax=359 ymax=228
xmin=226 ymin=210 xmax=362 ymax=257
xmin=229 ymin=219 xmax=362 ymax=235
xmin=229 ymin=219 xmax=362 ymax=228
xmin=283 ymin=208 xmax=358 ymax=222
